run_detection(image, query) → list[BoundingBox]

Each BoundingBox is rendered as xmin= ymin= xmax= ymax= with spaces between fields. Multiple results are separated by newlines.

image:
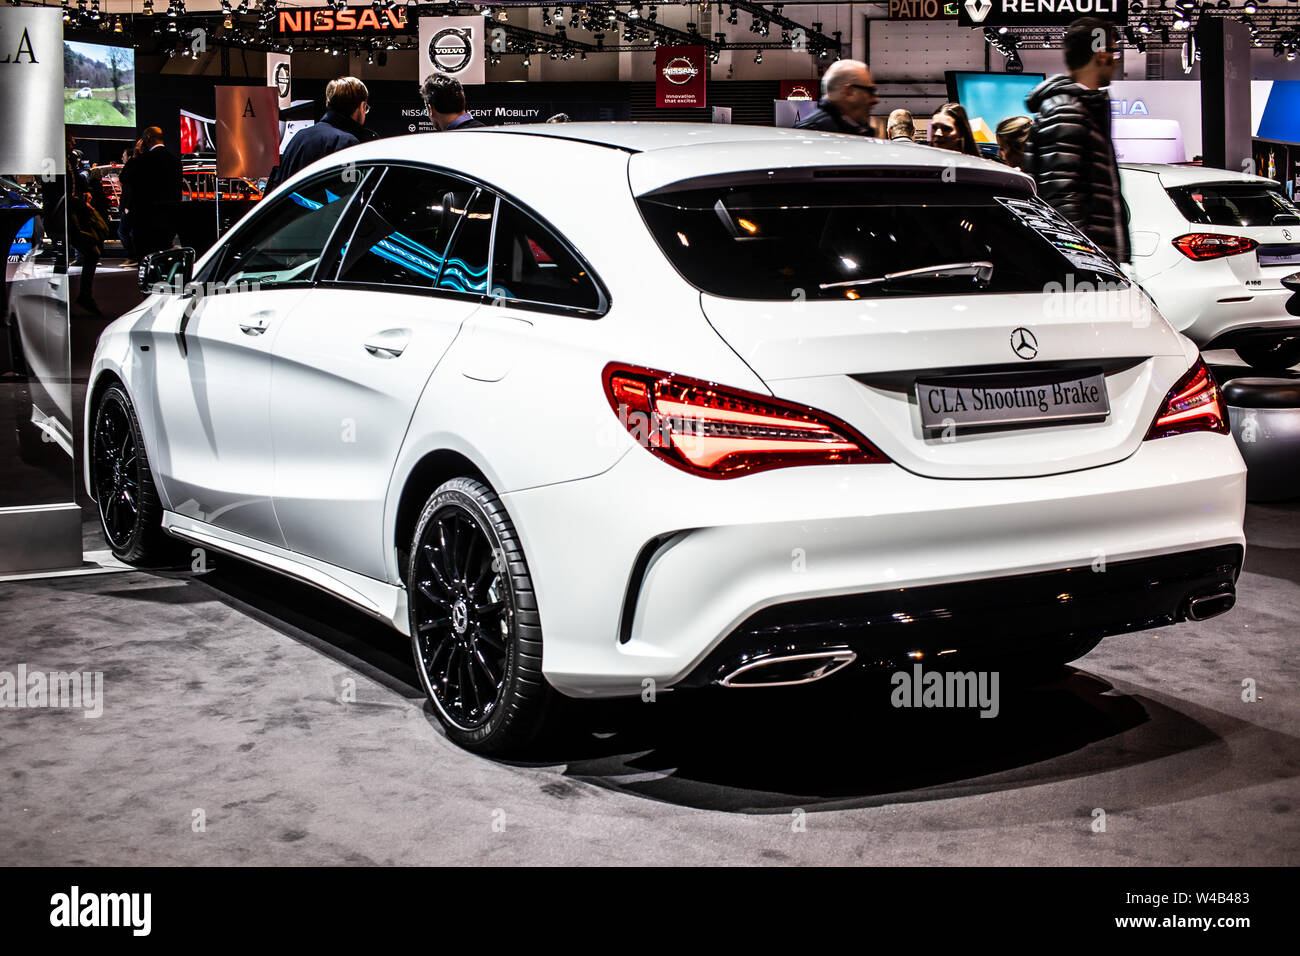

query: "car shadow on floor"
xmin=134 ymin=551 xmax=1288 ymax=816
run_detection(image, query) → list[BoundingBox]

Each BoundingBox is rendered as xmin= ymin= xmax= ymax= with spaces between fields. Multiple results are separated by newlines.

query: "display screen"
xmin=64 ymin=40 xmax=136 ymax=129
xmin=946 ymin=72 xmax=1045 ymax=144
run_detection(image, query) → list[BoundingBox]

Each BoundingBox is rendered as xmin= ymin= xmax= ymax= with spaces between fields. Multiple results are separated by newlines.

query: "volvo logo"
xmin=273 ymin=61 xmax=291 ymax=98
xmin=1010 ymin=327 xmax=1039 ymax=360
xmin=662 ymin=56 xmax=698 ymax=85
xmin=429 ymin=27 xmax=474 ymax=75
xmin=964 ymin=0 xmax=992 ymax=23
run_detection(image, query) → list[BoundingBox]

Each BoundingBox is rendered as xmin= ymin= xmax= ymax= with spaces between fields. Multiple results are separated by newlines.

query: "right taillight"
xmin=1145 ymin=357 xmax=1229 ymax=440
xmin=1172 ymin=233 xmax=1258 ymax=261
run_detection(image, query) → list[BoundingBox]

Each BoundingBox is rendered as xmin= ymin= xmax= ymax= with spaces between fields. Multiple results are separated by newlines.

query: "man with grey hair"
xmin=794 ymin=59 xmax=879 ymax=135
xmin=887 ymin=108 xmax=915 ymax=143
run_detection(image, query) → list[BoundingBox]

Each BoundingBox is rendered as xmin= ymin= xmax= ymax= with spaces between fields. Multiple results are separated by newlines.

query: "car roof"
xmin=331 ymin=123 xmax=1033 ymax=196
xmin=1120 ymin=162 xmax=1279 ymax=188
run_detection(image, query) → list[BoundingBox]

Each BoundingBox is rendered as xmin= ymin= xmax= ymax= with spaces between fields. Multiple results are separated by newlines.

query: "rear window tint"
xmin=1167 ymin=184 xmax=1300 ymax=227
xmin=638 ymin=183 xmax=1123 ymax=301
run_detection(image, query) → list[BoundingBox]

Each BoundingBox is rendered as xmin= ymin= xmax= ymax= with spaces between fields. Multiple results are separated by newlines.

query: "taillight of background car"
xmin=604 ymin=363 xmax=889 ymax=478
xmin=1145 ymin=357 xmax=1230 ymax=440
xmin=1171 ymin=233 xmax=1259 ymax=261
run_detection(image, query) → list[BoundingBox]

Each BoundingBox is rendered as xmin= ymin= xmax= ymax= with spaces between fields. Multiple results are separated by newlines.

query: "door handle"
xmin=363 ymin=328 xmax=411 ymax=359
xmin=239 ymin=309 xmax=275 ymax=336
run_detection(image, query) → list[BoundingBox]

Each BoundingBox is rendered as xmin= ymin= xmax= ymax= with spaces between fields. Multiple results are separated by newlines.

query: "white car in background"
xmin=86 ymin=125 xmax=1246 ymax=754
xmin=1120 ymin=163 xmax=1300 ymax=370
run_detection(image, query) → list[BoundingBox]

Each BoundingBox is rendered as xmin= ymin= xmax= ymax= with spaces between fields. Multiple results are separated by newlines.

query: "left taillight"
xmin=1171 ymin=233 xmax=1258 ymax=261
xmin=603 ymin=362 xmax=889 ymax=478
xmin=1144 ymin=357 xmax=1230 ymax=441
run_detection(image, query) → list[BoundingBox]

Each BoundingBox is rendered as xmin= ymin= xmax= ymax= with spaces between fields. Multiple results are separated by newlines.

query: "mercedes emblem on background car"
xmin=1011 ymin=327 xmax=1039 ymax=360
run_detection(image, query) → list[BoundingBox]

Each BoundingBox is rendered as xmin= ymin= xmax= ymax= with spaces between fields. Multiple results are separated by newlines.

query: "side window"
xmin=211 ymin=168 xmax=364 ymax=287
xmin=334 ymin=166 xmax=475 ymax=290
xmin=490 ymin=200 xmax=603 ymax=313
xmin=438 ymin=190 xmax=495 ymax=295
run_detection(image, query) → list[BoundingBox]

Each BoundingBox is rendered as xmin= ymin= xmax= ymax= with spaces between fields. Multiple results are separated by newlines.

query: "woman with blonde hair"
xmin=996 ymin=115 xmax=1033 ymax=170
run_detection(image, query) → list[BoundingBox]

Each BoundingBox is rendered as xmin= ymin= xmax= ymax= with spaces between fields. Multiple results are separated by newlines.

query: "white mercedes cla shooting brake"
xmin=87 ymin=124 xmax=1247 ymax=754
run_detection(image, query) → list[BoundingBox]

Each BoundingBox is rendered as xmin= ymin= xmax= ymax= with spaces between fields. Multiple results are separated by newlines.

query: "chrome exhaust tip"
xmin=1186 ymin=589 xmax=1235 ymax=622
xmin=716 ymin=648 xmax=857 ymax=688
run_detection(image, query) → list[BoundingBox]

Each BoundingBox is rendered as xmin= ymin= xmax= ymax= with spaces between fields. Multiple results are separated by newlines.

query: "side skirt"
xmin=161 ymin=512 xmax=410 ymax=636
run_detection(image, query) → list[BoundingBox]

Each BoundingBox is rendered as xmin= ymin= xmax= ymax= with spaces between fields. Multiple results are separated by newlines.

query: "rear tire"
xmin=407 ymin=477 xmax=551 ymax=755
xmin=90 ymin=384 xmax=171 ymax=564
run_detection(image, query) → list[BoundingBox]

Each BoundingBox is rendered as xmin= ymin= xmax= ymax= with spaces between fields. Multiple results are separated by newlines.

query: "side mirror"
xmin=138 ymin=247 xmax=196 ymax=294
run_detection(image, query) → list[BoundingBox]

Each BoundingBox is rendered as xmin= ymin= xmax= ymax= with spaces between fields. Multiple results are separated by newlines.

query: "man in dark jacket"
xmin=420 ymin=73 xmax=486 ymax=131
xmin=266 ymin=76 xmax=376 ymax=191
xmin=128 ymin=126 xmax=183 ymax=259
xmin=793 ymin=60 xmax=879 ymax=136
xmin=1023 ymin=17 xmax=1130 ymax=262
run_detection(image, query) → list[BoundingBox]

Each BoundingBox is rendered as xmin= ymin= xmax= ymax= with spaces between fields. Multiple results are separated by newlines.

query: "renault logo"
xmin=964 ymin=0 xmax=993 ymax=23
xmin=1011 ymin=327 xmax=1038 ymax=360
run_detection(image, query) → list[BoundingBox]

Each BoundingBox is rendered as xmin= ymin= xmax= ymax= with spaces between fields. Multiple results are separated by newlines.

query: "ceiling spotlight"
xmin=754 ymin=50 xmax=762 ymax=63
xmin=1243 ymin=0 xmax=1257 ymax=11
xmin=726 ymin=4 xmax=737 ymax=25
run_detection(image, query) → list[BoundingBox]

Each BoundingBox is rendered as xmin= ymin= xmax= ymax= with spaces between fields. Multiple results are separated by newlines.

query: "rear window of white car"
xmin=637 ymin=182 xmax=1125 ymax=301
xmin=1166 ymin=183 xmax=1300 ymax=228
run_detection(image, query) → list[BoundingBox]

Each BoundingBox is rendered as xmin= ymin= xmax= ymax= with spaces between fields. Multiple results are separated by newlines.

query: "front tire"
xmin=407 ymin=477 xmax=551 ymax=755
xmin=91 ymin=384 xmax=170 ymax=563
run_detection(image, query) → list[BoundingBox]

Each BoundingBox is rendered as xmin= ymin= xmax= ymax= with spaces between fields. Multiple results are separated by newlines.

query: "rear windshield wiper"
xmin=819 ymin=260 xmax=994 ymax=291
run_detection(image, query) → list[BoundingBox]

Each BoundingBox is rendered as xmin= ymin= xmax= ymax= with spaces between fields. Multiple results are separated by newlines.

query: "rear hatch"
xmin=636 ymin=168 xmax=1190 ymax=480
xmin=1162 ymin=177 xmax=1300 ymax=287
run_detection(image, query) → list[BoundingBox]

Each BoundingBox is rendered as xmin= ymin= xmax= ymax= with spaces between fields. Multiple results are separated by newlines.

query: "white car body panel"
xmin=1120 ymin=163 xmax=1300 ymax=346
xmin=84 ymin=125 xmax=1247 ymax=702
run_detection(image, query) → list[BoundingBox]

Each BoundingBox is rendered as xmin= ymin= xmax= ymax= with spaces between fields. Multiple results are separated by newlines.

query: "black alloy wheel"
xmin=91 ymin=385 xmax=168 ymax=563
xmin=408 ymin=477 xmax=550 ymax=753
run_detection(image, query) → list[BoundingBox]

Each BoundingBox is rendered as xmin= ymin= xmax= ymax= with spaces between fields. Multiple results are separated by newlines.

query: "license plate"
xmin=916 ymin=370 xmax=1110 ymax=432
xmin=1258 ymin=245 xmax=1300 ymax=268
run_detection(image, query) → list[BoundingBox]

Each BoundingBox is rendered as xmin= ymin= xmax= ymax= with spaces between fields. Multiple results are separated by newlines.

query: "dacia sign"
xmin=958 ymin=0 xmax=1126 ymax=27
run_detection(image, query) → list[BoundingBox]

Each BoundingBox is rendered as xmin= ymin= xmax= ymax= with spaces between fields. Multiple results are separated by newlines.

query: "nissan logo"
xmin=1011 ymin=327 xmax=1039 ymax=360
xmin=662 ymin=56 xmax=698 ymax=85
xmin=430 ymin=27 xmax=474 ymax=74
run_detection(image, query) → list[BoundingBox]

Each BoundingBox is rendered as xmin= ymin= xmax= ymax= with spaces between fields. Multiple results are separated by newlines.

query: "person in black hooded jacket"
xmin=266 ymin=76 xmax=376 ymax=192
xmin=1022 ymin=17 xmax=1130 ymax=263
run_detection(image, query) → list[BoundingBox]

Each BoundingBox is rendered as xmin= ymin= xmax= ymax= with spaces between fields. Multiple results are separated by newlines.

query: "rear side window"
xmin=1167 ymin=183 xmax=1300 ymax=227
xmin=638 ymin=182 xmax=1124 ymax=301
xmin=490 ymin=201 xmax=603 ymax=314
xmin=334 ymin=166 xmax=473 ymax=290
xmin=439 ymin=190 xmax=495 ymax=295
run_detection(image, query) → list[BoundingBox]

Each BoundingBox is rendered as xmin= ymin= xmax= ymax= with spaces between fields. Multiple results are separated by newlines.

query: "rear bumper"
xmin=675 ymin=544 xmax=1243 ymax=687
xmin=504 ymin=430 xmax=1246 ymax=698
xmin=1150 ymin=278 xmax=1299 ymax=346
